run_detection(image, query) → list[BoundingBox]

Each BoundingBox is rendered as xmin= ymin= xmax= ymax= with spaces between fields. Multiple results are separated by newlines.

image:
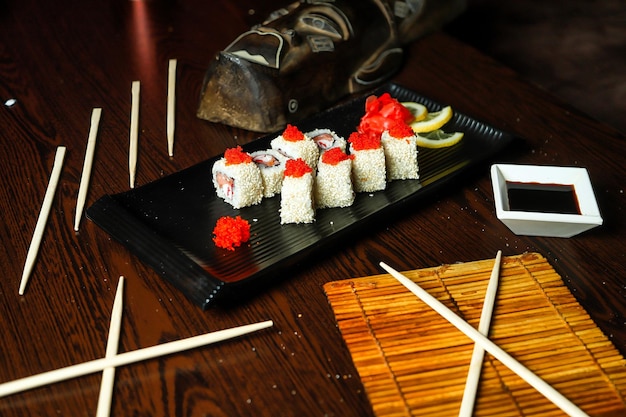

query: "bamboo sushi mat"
xmin=324 ymin=253 xmax=626 ymax=417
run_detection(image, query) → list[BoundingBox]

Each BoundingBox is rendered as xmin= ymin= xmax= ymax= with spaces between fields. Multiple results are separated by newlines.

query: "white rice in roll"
xmin=250 ymin=149 xmax=287 ymax=198
xmin=348 ymin=132 xmax=386 ymax=193
xmin=212 ymin=146 xmax=263 ymax=209
xmin=381 ymin=121 xmax=419 ymax=181
xmin=280 ymin=158 xmax=315 ymax=224
xmin=315 ymin=147 xmax=355 ymax=208
xmin=270 ymin=124 xmax=319 ymax=170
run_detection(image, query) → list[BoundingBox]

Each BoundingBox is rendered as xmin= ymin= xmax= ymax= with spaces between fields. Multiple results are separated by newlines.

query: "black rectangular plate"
xmin=86 ymin=83 xmax=515 ymax=309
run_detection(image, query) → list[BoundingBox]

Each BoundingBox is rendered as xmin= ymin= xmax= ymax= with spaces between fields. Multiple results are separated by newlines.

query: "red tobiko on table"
xmin=213 ymin=215 xmax=251 ymax=251
xmin=357 ymin=93 xmax=413 ymax=137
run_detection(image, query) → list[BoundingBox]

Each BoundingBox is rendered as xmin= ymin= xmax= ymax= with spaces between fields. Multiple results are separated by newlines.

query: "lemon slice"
xmin=410 ymin=105 xmax=453 ymax=133
xmin=415 ymin=130 xmax=464 ymax=149
xmin=401 ymin=101 xmax=428 ymax=122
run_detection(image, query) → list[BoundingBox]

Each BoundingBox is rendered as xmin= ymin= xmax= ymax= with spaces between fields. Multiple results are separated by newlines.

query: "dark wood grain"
xmin=0 ymin=1 xmax=624 ymax=416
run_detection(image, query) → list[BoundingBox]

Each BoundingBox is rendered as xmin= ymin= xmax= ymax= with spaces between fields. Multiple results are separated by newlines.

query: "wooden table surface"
xmin=1 ymin=1 xmax=624 ymax=416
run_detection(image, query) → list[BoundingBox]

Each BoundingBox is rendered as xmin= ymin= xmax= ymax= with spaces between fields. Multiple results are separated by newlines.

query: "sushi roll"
xmin=250 ymin=149 xmax=287 ymax=198
xmin=280 ymin=158 xmax=315 ymax=224
xmin=315 ymin=147 xmax=355 ymax=209
xmin=381 ymin=120 xmax=419 ymax=180
xmin=306 ymin=128 xmax=347 ymax=153
xmin=271 ymin=124 xmax=320 ymax=170
xmin=348 ymin=131 xmax=386 ymax=193
xmin=212 ymin=146 xmax=263 ymax=209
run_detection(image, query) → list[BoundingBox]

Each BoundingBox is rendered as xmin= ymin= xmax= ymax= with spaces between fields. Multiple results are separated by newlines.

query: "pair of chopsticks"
xmin=21 ymin=107 xmax=101 ymax=293
xmin=129 ymin=58 xmax=178 ymax=188
xmin=18 ymin=107 xmax=99 ymax=293
xmin=1 ymin=276 xmax=272 ymax=415
xmin=20 ymin=108 xmax=100 ymax=294
xmin=379 ymin=252 xmax=590 ymax=417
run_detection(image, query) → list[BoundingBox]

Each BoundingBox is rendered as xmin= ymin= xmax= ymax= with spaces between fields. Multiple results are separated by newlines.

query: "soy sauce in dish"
xmin=506 ymin=182 xmax=580 ymax=214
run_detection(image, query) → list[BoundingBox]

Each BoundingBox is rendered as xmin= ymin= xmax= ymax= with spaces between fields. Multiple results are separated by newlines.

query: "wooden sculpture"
xmin=197 ymin=0 xmax=466 ymax=132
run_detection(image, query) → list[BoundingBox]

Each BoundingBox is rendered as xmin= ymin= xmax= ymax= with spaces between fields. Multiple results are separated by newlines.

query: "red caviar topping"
xmin=321 ymin=147 xmax=353 ymax=165
xmin=348 ymin=131 xmax=380 ymax=151
xmin=282 ymin=124 xmax=305 ymax=142
xmin=388 ymin=120 xmax=414 ymax=139
xmin=224 ymin=146 xmax=252 ymax=165
xmin=212 ymin=215 xmax=251 ymax=251
xmin=284 ymin=158 xmax=312 ymax=178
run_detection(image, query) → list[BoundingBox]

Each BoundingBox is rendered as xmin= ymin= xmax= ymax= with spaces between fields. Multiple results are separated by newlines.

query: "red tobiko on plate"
xmin=224 ymin=146 xmax=252 ymax=165
xmin=284 ymin=158 xmax=312 ymax=177
xmin=387 ymin=119 xmax=415 ymax=138
xmin=213 ymin=215 xmax=251 ymax=251
xmin=321 ymin=147 xmax=353 ymax=165
xmin=282 ymin=124 xmax=305 ymax=141
xmin=348 ymin=131 xmax=381 ymax=151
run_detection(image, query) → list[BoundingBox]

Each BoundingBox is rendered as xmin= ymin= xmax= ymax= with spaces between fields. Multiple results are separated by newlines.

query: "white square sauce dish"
xmin=490 ymin=164 xmax=603 ymax=238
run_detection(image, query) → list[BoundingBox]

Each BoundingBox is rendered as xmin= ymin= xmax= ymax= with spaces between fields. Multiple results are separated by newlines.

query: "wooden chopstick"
xmin=166 ymin=59 xmax=177 ymax=157
xmin=96 ymin=276 xmax=124 ymax=417
xmin=19 ymin=146 xmax=66 ymax=295
xmin=129 ymin=81 xmax=140 ymax=188
xmin=0 ymin=320 xmax=273 ymax=398
xmin=74 ymin=108 xmax=102 ymax=231
xmin=379 ymin=261 xmax=590 ymax=417
xmin=458 ymin=250 xmax=502 ymax=417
